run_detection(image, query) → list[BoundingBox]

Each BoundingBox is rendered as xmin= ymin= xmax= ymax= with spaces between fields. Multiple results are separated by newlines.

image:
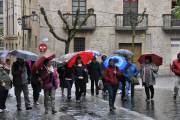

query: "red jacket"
xmin=103 ymin=65 xmax=122 ymax=86
xmin=171 ymin=52 xmax=180 ymax=76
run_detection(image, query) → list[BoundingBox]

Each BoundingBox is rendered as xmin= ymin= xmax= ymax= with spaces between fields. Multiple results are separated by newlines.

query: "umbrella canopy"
xmin=0 ymin=50 xmax=9 ymax=58
xmin=59 ymin=53 xmax=75 ymax=62
xmin=10 ymin=50 xmax=39 ymax=61
xmin=51 ymin=59 xmax=62 ymax=68
xmin=67 ymin=51 xmax=94 ymax=67
xmin=31 ymin=53 xmax=55 ymax=72
xmin=102 ymin=55 xmax=129 ymax=73
xmin=113 ymin=49 xmax=135 ymax=56
xmin=85 ymin=50 xmax=101 ymax=57
xmin=138 ymin=53 xmax=163 ymax=66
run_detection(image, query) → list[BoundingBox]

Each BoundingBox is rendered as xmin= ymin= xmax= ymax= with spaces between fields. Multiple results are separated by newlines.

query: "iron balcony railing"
xmin=162 ymin=14 xmax=180 ymax=30
xmin=63 ymin=14 xmax=96 ymax=30
xmin=22 ymin=16 xmax=31 ymax=30
xmin=115 ymin=14 xmax=148 ymax=30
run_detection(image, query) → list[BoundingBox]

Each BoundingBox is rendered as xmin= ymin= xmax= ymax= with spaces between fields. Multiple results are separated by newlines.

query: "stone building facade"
xmin=3 ymin=0 xmax=180 ymax=75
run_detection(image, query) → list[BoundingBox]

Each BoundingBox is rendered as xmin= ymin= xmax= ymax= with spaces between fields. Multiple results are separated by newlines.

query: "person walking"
xmin=100 ymin=54 xmax=108 ymax=94
xmin=88 ymin=57 xmax=102 ymax=96
xmin=0 ymin=58 xmax=12 ymax=113
xmin=122 ymin=58 xmax=139 ymax=100
xmin=12 ymin=58 xmax=32 ymax=111
xmin=41 ymin=59 xmax=59 ymax=114
xmin=127 ymin=58 xmax=139 ymax=98
xmin=140 ymin=56 xmax=158 ymax=101
xmin=171 ymin=52 xmax=180 ymax=100
xmin=71 ymin=56 xmax=88 ymax=103
xmin=4 ymin=59 xmax=13 ymax=97
xmin=103 ymin=59 xmax=122 ymax=111
xmin=64 ymin=62 xmax=73 ymax=100
xmin=57 ymin=63 xmax=67 ymax=97
xmin=31 ymin=61 xmax=41 ymax=105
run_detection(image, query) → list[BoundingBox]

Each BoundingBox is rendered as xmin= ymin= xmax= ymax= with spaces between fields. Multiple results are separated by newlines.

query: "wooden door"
xmin=119 ymin=43 xmax=142 ymax=69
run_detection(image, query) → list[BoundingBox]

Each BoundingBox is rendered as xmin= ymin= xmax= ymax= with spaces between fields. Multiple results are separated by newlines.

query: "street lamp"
xmin=30 ymin=11 xmax=38 ymax=21
xmin=17 ymin=17 xmax=22 ymax=25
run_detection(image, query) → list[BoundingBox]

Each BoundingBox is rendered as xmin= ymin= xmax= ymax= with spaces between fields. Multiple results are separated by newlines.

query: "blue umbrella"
xmin=10 ymin=50 xmax=39 ymax=61
xmin=102 ymin=55 xmax=129 ymax=73
xmin=0 ymin=50 xmax=9 ymax=58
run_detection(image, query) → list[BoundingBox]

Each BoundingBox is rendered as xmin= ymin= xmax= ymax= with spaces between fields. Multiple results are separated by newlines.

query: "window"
xmin=172 ymin=0 xmax=177 ymax=9
xmin=0 ymin=41 xmax=4 ymax=47
xmin=171 ymin=0 xmax=180 ymax=26
xmin=72 ymin=0 xmax=86 ymax=25
xmin=0 ymin=0 xmax=3 ymax=13
xmin=74 ymin=37 xmax=85 ymax=52
xmin=123 ymin=0 xmax=138 ymax=26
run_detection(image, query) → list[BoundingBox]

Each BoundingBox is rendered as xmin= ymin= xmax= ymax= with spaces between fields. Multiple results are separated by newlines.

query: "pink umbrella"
xmin=31 ymin=53 xmax=55 ymax=72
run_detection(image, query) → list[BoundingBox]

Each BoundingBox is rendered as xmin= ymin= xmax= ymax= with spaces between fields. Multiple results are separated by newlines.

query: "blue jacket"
xmin=88 ymin=61 xmax=102 ymax=80
xmin=122 ymin=63 xmax=139 ymax=81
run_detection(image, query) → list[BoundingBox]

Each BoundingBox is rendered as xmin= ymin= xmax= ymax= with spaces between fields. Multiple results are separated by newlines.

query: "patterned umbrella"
xmin=102 ymin=55 xmax=129 ymax=73
xmin=59 ymin=53 xmax=75 ymax=62
xmin=10 ymin=50 xmax=39 ymax=61
xmin=85 ymin=50 xmax=101 ymax=57
xmin=51 ymin=59 xmax=62 ymax=68
xmin=113 ymin=49 xmax=134 ymax=56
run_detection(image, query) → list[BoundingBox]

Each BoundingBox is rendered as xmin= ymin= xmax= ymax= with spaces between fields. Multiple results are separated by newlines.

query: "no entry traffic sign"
xmin=39 ymin=43 xmax=47 ymax=52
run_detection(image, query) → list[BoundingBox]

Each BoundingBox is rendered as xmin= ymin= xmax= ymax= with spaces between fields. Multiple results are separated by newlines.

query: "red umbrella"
xmin=31 ymin=53 xmax=55 ymax=72
xmin=138 ymin=53 xmax=163 ymax=66
xmin=67 ymin=51 xmax=94 ymax=67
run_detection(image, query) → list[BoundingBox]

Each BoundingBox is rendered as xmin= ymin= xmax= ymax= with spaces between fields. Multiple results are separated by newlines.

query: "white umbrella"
xmin=59 ymin=53 xmax=75 ymax=62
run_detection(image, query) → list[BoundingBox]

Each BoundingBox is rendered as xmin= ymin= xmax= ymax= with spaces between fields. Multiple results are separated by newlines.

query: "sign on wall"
xmin=42 ymin=37 xmax=49 ymax=42
xmin=39 ymin=43 xmax=47 ymax=52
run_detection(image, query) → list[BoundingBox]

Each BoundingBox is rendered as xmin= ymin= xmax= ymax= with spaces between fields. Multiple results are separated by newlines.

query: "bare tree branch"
xmin=40 ymin=7 xmax=67 ymax=42
xmin=58 ymin=10 xmax=70 ymax=31
xmin=71 ymin=7 xmax=80 ymax=30
xmin=137 ymin=8 xmax=146 ymax=24
xmin=70 ymin=8 xmax=94 ymax=40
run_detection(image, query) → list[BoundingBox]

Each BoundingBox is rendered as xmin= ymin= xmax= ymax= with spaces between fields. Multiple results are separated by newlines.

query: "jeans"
xmin=125 ymin=81 xmax=130 ymax=97
xmin=14 ymin=83 xmax=30 ymax=108
xmin=131 ymin=84 xmax=135 ymax=98
xmin=31 ymin=83 xmax=41 ymax=102
xmin=106 ymin=84 xmax=118 ymax=106
xmin=0 ymin=90 xmax=8 ymax=109
xmin=75 ymin=80 xmax=85 ymax=100
xmin=143 ymin=83 xmax=154 ymax=99
xmin=66 ymin=80 xmax=73 ymax=95
xmin=91 ymin=79 xmax=99 ymax=95
xmin=120 ymin=77 xmax=126 ymax=98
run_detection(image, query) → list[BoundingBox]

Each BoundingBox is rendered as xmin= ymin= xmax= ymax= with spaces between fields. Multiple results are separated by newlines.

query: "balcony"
xmin=162 ymin=14 xmax=180 ymax=30
xmin=63 ymin=14 xmax=96 ymax=30
xmin=115 ymin=14 xmax=148 ymax=31
xmin=22 ymin=16 xmax=31 ymax=30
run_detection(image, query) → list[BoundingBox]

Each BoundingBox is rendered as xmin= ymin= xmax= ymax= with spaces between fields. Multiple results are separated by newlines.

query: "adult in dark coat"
xmin=31 ymin=61 xmax=41 ymax=105
xmin=88 ymin=57 xmax=102 ymax=96
xmin=12 ymin=58 xmax=32 ymax=111
xmin=57 ymin=63 xmax=67 ymax=97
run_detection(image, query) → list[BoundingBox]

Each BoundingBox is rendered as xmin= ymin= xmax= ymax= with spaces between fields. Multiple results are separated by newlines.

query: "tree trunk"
xmin=131 ymin=28 xmax=135 ymax=63
xmin=65 ymin=41 xmax=70 ymax=54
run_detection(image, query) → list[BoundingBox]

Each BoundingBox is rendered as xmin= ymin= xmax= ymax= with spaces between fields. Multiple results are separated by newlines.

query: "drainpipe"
xmin=23 ymin=0 xmax=24 ymax=50
xmin=13 ymin=0 xmax=14 ymax=35
xmin=7 ymin=0 xmax=8 ymax=35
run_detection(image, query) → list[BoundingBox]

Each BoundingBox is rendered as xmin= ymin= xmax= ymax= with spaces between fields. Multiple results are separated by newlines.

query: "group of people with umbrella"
xmin=0 ymin=48 xmax=168 ymax=113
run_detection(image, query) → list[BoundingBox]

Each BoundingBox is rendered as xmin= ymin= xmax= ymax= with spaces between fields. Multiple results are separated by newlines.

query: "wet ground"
xmin=0 ymin=76 xmax=179 ymax=120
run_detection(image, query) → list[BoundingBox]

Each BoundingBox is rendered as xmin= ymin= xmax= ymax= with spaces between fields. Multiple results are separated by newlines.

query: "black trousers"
xmin=143 ymin=83 xmax=154 ymax=99
xmin=0 ymin=90 xmax=8 ymax=109
xmin=75 ymin=80 xmax=84 ymax=100
xmin=91 ymin=79 xmax=99 ymax=95
xmin=31 ymin=83 xmax=41 ymax=102
xmin=102 ymin=78 xmax=107 ymax=92
xmin=121 ymin=79 xmax=125 ymax=98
